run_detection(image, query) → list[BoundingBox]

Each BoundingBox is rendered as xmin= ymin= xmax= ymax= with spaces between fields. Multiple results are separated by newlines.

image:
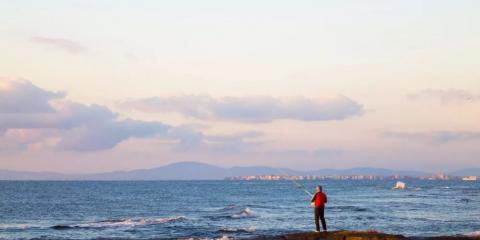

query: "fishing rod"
xmin=276 ymin=168 xmax=313 ymax=197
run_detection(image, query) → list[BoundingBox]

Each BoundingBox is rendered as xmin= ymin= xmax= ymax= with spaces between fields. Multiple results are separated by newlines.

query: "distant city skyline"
xmin=1 ymin=1 xmax=479 ymax=173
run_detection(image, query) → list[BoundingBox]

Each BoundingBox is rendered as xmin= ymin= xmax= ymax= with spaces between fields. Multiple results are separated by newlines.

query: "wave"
xmin=51 ymin=216 xmax=186 ymax=230
xmin=0 ymin=223 xmax=42 ymax=230
xmin=206 ymin=206 xmax=258 ymax=221
xmin=182 ymin=235 xmax=232 ymax=240
xmin=462 ymin=188 xmax=480 ymax=194
xmin=221 ymin=204 xmax=237 ymax=210
xmin=331 ymin=206 xmax=369 ymax=212
xmin=218 ymin=227 xmax=256 ymax=233
xmin=230 ymin=208 xmax=257 ymax=219
xmin=465 ymin=231 xmax=480 ymax=237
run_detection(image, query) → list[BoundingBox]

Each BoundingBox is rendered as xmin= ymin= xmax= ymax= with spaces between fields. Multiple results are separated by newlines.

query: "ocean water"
xmin=0 ymin=180 xmax=479 ymax=239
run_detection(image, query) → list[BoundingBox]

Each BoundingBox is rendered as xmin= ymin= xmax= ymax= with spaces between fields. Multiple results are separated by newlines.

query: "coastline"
xmin=248 ymin=230 xmax=480 ymax=240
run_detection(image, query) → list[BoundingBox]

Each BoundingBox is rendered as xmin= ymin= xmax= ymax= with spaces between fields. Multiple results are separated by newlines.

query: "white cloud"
xmin=118 ymin=95 xmax=364 ymax=123
xmin=0 ymin=80 xmax=171 ymax=151
xmin=408 ymin=89 xmax=480 ymax=104
xmin=384 ymin=131 xmax=480 ymax=143
xmin=0 ymin=80 xmax=274 ymax=153
xmin=29 ymin=36 xmax=89 ymax=54
xmin=0 ymin=79 xmax=64 ymax=113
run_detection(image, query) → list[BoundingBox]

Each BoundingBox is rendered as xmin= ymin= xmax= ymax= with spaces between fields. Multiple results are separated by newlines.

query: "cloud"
xmin=0 ymin=80 xmax=270 ymax=153
xmin=168 ymin=127 xmax=263 ymax=153
xmin=57 ymin=119 xmax=169 ymax=151
xmin=29 ymin=36 xmax=89 ymax=54
xmin=0 ymin=79 xmax=64 ymax=113
xmin=118 ymin=95 xmax=364 ymax=123
xmin=0 ymin=79 xmax=347 ymax=156
xmin=0 ymin=102 xmax=116 ymax=130
xmin=0 ymin=80 xmax=171 ymax=151
xmin=203 ymin=131 xmax=263 ymax=153
xmin=383 ymin=131 xmax=480 ymax=143
xmin=271 ymin=148 xmax=344 ymax=158
xmin=408 ymin=89 xmax=480 ymax=104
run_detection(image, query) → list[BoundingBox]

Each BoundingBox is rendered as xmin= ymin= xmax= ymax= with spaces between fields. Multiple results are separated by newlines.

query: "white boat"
xmin=462 ymin=176 xmax=477 ymax=181
xmin=393 ymin=181 xmax=406 ymax=189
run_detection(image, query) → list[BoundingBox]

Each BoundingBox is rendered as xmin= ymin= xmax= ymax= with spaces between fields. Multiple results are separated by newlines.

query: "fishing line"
xmin=275 ymin=168 xmax=313 ymax=197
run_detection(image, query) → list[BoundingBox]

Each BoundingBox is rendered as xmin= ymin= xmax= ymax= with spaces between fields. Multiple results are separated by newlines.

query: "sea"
xmin=0 ymin=180 xmax=479 ymax=239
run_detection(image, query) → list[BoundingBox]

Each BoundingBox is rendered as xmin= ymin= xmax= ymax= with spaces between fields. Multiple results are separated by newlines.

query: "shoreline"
xmin=248 ymin=230 xmax=480 ymax=240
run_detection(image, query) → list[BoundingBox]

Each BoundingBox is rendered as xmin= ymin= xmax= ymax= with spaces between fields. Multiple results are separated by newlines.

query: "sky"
xmin=0 ymin=0 xmax=479 ymax=173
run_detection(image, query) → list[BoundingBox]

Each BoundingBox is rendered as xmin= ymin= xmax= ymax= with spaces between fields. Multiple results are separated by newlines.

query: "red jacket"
xmin=311 ymin=192 xmax=327 ymax=207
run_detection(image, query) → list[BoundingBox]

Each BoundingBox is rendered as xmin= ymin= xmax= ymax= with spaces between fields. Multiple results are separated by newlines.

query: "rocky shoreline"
xmin=249 ymin=230 xmax=480 ymax=240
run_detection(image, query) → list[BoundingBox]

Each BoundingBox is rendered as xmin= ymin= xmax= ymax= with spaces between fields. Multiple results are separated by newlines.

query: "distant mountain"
xmin=0 ymin=170 xmax=73 ymax=180
xmin=85 ymin=162 xmax=227 ymax=180
xmin=0 ymin=161 xmax=475 ymax=180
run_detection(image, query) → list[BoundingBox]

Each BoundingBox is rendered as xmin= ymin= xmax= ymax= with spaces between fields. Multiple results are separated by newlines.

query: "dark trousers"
xmin=314 ymin=206 xmax=327 ymax=231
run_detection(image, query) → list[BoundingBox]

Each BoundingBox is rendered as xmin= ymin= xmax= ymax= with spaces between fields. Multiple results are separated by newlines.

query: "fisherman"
xmin=310 ymin=185 xmax=327 ymax=232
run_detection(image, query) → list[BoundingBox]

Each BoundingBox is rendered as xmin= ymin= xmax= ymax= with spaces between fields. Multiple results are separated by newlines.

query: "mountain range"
xmin=1 ymin=161 xmax=478 ymax=180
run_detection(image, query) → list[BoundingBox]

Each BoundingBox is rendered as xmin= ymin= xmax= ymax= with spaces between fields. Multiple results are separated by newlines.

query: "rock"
xmin=249 ymin=231 xmax=480 ymax=240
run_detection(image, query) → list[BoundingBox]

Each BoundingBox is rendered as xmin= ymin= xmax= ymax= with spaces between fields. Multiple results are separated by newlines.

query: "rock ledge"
xmin=249 ymin=230 xmax=480 ymax=240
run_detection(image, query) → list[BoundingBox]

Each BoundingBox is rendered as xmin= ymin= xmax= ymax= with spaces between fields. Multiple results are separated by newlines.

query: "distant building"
xmin=226 ymin=175 xmax=410 ymax=181
xmin=420 ymin=172 xmax=454 ymax=180
xmin=224 ymin=174 xmax=462 ymax=181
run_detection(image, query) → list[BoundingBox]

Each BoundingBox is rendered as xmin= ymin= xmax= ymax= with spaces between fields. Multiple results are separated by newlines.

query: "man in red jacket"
xmin=310 ymin=185 xmax=327 ymax=232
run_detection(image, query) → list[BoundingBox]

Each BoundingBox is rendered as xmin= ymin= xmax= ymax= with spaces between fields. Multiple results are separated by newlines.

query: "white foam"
xmin=231 ymin=208 xmax=256 ymax=219
xmin=181 ymin=236 xmax=231 ymax=240
xmin=465 ymin=231 xmax=480 ymax=237
xmin=74 ymin=216 xmax=186 ymax=228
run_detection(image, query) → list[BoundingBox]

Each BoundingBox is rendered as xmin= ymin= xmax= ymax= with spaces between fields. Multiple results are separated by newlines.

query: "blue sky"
xmin=0 ymin=0 xmax=479 ymax=173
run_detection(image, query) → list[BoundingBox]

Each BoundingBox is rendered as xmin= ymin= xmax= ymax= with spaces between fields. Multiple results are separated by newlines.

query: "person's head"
xmin=316 ymin=185 xmax=323 ymax=193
